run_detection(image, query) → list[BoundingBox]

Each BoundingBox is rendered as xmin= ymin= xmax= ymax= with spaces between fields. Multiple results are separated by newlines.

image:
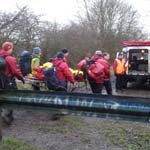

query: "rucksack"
xmin=0 ymin=55 xmax=7 ymax=72
xmin=43 ymin=63 xmax=62 ymax=90
xmin=86 ymin=59 xmax=104 ymax=80
xmin=19 ymin=50 xmax=32 ymax=76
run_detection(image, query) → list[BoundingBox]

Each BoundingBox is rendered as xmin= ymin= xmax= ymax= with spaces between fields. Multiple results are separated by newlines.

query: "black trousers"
xmin=0 ymin=75 xmax=16 ymax=125
xmin=103 ymin=79 xmax=112 ymax=95
xmin=89 ymin=80 xmax=103 ymax=94
xmin=0 ymin=75 xmax=17 ymax=90
xmin=32 ymin=83 xmax=40 ymax=91
xmin=115 ymin=74 xmax=124 ymax=90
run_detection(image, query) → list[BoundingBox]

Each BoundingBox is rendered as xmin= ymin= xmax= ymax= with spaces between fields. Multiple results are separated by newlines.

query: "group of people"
xmin=0 ymin=41 xmax=127 ymax=94
xmin=0 ymin=41 xmax=127 ymax=125
xmin=77 ymin=50 xmax=112 ymax=95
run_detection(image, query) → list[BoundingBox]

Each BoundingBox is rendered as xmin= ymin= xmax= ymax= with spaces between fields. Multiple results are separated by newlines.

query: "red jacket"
xmin=88 ymin=62 xmax=105 ymax=84
xmin=0 ymin=49 xmax=23 ymax=80
xmin=77 ymin=57 xmax=105 ymax=83
xmin=52 ymin=59 xmax=75 ymax=84
xmin=91 ymin=55 xmax=110 ymax=79
xmin=77 ymin=57 xmax=89 ymax=71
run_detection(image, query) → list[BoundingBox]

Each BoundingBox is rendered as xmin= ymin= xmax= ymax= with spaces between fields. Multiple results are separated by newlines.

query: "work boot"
xmin=1 ymin=109 xmax=14 ymax=125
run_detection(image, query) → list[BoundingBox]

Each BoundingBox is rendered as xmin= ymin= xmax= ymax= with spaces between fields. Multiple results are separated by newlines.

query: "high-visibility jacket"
xmin=114 ymin=58 xmax=126 ymax=74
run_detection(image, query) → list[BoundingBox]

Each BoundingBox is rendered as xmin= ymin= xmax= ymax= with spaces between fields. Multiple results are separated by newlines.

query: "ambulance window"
xmin=129 ymin=49 xmax=148 ymax=61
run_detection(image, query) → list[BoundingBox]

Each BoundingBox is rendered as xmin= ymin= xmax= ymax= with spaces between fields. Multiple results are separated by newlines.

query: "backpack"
xmin=0 ymin=55 xmax=7 ymax=72
xmin=43 ymin=63 xmax=62 ymax=90
xmin=19 ymin=50 xmax=32 ymax=76
xmin=86 ymin=59 xmax=104 ymax=80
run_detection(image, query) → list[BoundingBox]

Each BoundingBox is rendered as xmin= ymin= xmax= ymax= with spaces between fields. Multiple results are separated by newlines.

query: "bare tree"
xmin=0 ymin=1 xmax=147 ymax=65
xmin=11 ymin=7 xmax=41 ymax=55
xmin=0 ymin=7 xmax=27 ymax=45
xmin=39 ymin=21 xmax=63 ymax=62
xmin=78 ymin=0 xmax=147 ymax=56
xmin=0 ymin=7 xmax=41 ymax=58
xmin=0 ymin=7 xmax=26 ymax=31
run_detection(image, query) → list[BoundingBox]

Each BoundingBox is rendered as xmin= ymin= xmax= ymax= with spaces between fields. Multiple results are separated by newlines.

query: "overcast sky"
xmin=0 ymin=0 xmax=150 ymax=34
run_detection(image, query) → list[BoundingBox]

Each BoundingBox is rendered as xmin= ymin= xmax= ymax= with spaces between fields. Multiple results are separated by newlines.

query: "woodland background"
xmin=0 ymin=0 xmax=147 ymax=67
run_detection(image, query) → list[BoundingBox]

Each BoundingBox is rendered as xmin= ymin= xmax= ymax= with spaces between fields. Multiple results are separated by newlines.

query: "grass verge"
xmin=33 ymin=116 xmax=83 ymax=134
xmin=99 ymin=121 xmax=150 ymax=150
xmin=2 ymin=137 xmax=41 ymax=150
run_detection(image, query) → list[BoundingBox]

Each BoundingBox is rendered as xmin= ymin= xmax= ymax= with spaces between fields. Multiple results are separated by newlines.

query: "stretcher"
xmin=23 ymin=76 xmax=46 ymax=85
xmin=16 ymin=76 xmax=47 ymax=90
xmin=16 ymin=76 xmax=88 ymax=92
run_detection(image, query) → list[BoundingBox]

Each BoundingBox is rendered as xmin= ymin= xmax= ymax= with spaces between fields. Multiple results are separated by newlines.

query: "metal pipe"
xmin=0 ymin=90 xmax=150 ymax=123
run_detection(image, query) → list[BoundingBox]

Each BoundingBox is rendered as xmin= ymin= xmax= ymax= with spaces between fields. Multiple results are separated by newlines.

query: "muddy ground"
xmin=2 ymin=79 xmax=150 ymax=150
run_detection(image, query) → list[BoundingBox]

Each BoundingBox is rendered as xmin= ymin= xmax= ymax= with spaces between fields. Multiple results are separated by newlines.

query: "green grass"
xmin=33 ymin=116 xmax=83 ymax=134
xmin=2 ymin=138 xmax=41 ymax=150
xmin=99 ymin=121 xmax=150 ymax=150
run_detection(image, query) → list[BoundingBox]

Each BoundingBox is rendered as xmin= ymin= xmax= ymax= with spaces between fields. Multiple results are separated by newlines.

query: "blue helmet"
xmin=56 ymin=52 xmax=64 ymax=59
xmin=33 ymin=47 xmax=41 ymax=54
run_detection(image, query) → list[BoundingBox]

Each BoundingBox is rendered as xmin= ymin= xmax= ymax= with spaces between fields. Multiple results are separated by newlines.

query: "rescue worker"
xmin=77 ymin=56 xmax=90 ymax=80
xmin=101 ymin=52 xmax=112 ymax=95
xmin=31 ymin=47 xmax=42 ymax=90
xmin=77 ymin=51 xmax=92 ymax=79
xmin=113 ymin=51 xmax=126 ymax=92
xmin=77 ymin=51 xmax=105 ymax=94
xmin=0 ymin=42 xmax=24 ymax=125
xmin=31 ymin=47 xmax=42 ymax=71
xmin=77 ymin=54 xmax=92 ymax=90
xmin=52 ymin=52 xmax=75 ymax=91
xmin=89 ymin=50 xmax=108 ymax=93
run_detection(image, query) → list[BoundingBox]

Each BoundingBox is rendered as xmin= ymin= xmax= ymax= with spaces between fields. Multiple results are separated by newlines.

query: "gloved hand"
xmin=21 ymin=78 xmax=25 ymax=84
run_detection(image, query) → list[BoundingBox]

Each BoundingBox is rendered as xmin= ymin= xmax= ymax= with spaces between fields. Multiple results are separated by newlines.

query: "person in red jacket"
xmin=102 ymin=52 xmax=112 ymax=95
xmin=88 ymin=50 xmax=106 ymax=94
xmin=77 ymin=51 xmax=105 ymax=94
xmin=0 ymin=42 xmax=24 ymax=125
xmin=77 ymin=56 xmax=91 ymax=81
xmin=52 ymin=52 xmax=75 ymax=91
xmin=91 ymin=51 xmax=112 ymax=94
xmin=0 ymin=42 xmax=24 ymax=89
